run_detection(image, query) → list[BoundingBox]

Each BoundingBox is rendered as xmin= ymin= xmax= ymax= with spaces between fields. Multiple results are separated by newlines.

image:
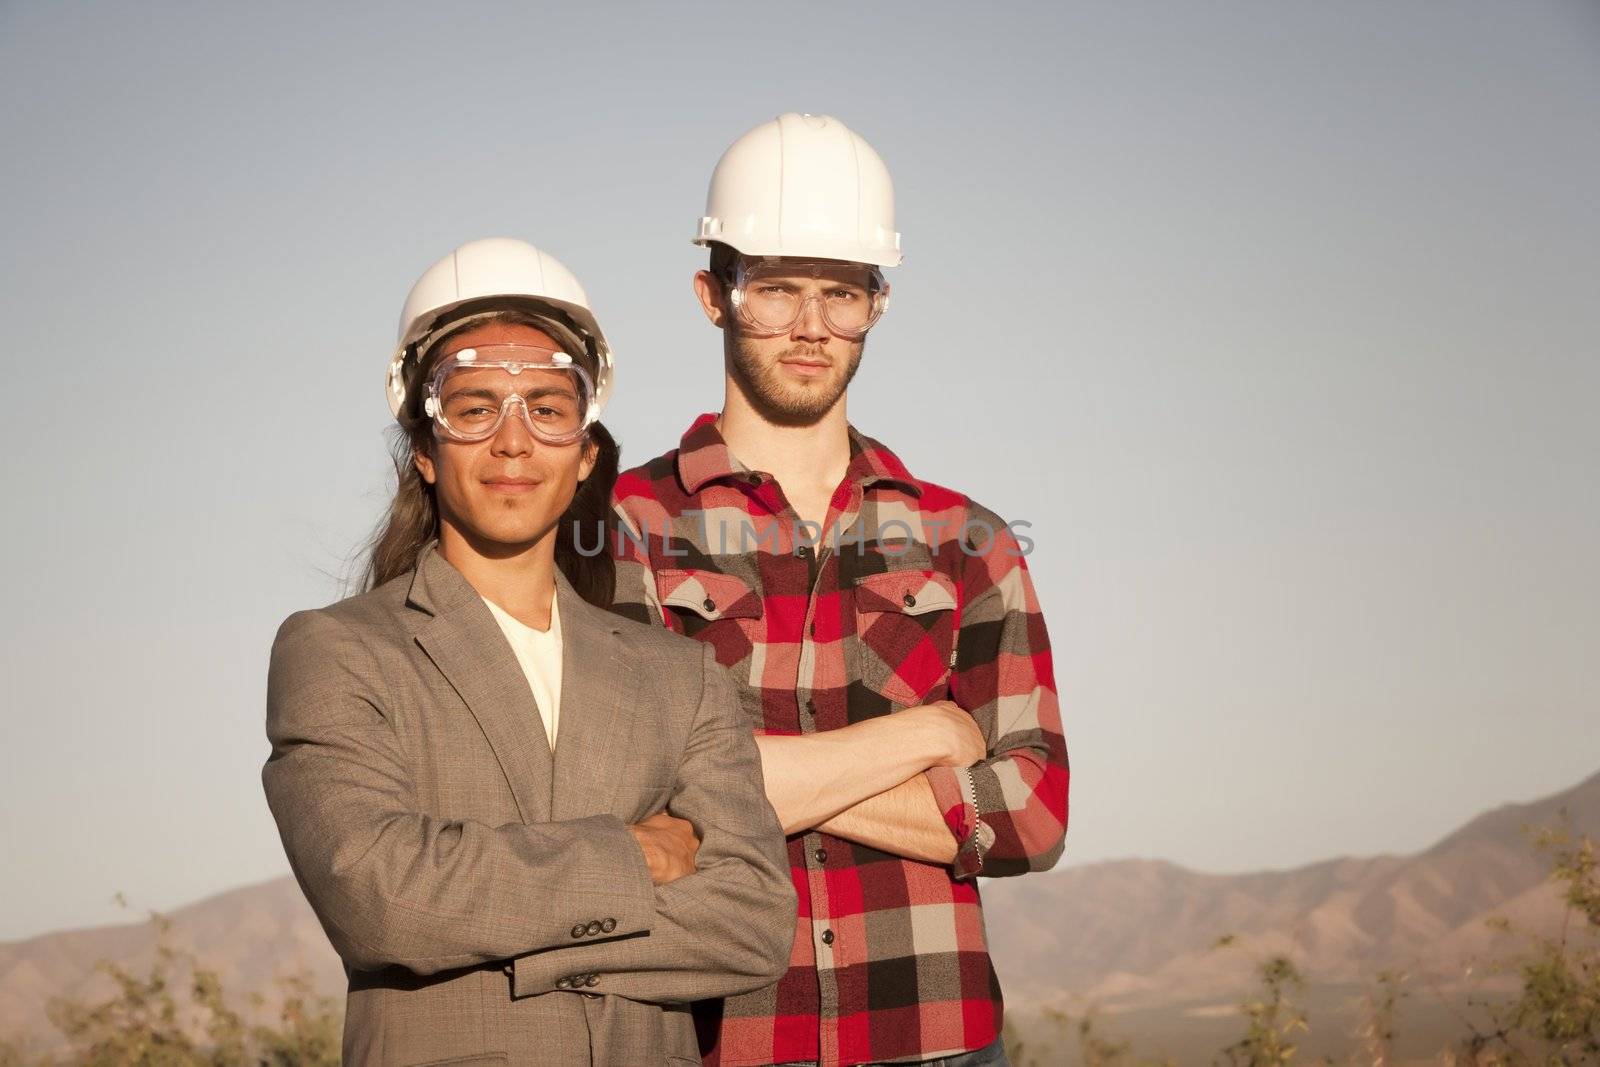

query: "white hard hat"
xmin=695 ymin=113 xmax=902 ymax=268
xmin=387 ymin=237 xmax=613 ymax=419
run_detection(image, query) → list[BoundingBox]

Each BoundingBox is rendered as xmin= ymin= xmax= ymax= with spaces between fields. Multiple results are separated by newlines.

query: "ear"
xmin=413 ymin=447 xmax=436 ymax=485
xmin=693 ymin=270 xmax=729 ymax=329
xmin=577 ymin=437 xmax=598 ymax=484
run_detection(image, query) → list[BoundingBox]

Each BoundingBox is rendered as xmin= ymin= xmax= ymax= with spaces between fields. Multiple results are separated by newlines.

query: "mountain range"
xmin=4 ymin=770 xmax=1595 ymax=1060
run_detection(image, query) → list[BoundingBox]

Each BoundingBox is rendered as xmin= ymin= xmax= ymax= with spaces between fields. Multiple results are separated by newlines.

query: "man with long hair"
xmin=610 ymin=116 xmax=1069 ymax=1067
xmin=263 ymin=238 xmax=796 ymax=1065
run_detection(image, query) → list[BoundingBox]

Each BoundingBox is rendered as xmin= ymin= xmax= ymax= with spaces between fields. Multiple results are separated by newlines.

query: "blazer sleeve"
xmin=506 ymin=641 xmax=796 ymax=1003
xmin=263 ymin=608 xmax=657 ymax=975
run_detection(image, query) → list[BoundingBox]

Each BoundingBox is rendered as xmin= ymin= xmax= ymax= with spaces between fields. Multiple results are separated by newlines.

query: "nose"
xmin=791 ymin=295 xmax=831 ymax=344
xmin=489 ymin=397 xmax=536 ymax=458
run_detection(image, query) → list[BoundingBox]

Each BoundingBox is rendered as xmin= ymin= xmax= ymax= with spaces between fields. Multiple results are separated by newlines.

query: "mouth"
xmin=482 ymin=477 xmax=543 ymax=495
xmin=779 ymin=357 xmax=831 ymax=377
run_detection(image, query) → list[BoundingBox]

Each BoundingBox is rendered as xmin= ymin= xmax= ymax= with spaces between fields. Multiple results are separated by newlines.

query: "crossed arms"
xmin=752 ymin=703 xmax=983 ymax=862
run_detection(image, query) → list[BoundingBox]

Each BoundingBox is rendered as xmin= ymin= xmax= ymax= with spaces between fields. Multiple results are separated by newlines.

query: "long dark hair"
xmin=359 ymin=311 xmax=618 ymax=606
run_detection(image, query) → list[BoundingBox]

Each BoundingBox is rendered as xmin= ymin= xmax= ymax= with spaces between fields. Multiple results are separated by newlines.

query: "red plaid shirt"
xmin=609 ymin=414 xmax=1068 ymax=1067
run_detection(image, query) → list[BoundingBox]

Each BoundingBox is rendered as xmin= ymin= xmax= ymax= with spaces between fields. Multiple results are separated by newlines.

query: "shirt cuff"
xmin=924 ymin=764 xmax=988 ymax=880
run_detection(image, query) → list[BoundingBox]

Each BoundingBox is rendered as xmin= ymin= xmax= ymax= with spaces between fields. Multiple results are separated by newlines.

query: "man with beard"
xmin=608 ymin=114 xmax=1068 ymax=1067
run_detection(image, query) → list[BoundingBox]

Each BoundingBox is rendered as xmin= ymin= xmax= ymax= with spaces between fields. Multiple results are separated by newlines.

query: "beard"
xmin=728 ymin=336 xmax=864 ymax=424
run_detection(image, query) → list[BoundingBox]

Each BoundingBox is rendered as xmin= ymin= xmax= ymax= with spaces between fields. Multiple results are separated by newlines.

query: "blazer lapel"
xmin=549 ymin=569 xmax=639 ymax=821
xmin=408 ymin=546 xmax=555 ymax=824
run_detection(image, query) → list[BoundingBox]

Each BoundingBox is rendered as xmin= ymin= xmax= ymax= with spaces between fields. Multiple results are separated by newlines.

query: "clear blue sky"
xmin=2 ymin=2 xmax=1597 ymax=942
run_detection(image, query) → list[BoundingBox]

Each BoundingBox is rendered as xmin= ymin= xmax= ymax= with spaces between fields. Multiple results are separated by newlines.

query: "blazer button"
xmin=601 ymin=918 xmax=617 ymax=933
xmin=585 ymin=920 xmax=602 ymax=937
xmin=571 ymin=924 xmax=587 ymax=939
xmin=585 ymin=974 xmax=601 ymax=987
xmin=821 ymin=928 xmax=835 ymax=946
xmin=556 ymin=977 xmax=571 ymax=989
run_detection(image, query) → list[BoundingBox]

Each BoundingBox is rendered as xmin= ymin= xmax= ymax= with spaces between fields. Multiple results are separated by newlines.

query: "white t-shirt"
xmin=482 ymin=592 xmax=563 ymax=750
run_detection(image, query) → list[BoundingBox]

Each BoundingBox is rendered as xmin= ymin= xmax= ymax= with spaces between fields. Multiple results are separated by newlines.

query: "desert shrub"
xmin=1209 ymin=938 xmax=1314 ymax=1067
xmin=1450 ymin=814 xmax=1599 ymax=1065
xmin=1354 ymin=968 xmax=1407 ymax=1067
xmin=10 ymin=909 xmax=339 ymax=1067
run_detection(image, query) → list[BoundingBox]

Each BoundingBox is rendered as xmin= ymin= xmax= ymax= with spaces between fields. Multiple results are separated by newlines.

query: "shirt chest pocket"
xmin=850 ymin=569 xmax=959 ymax=709
xmin=655 ymin=567 xmax=764 ymax=678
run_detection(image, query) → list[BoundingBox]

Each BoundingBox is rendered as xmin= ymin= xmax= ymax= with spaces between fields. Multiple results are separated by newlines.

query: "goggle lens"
xmin=425 ymin=346 xmax=595 ymax=444
xmin=732 ymin=260 xmax=887 ymax=339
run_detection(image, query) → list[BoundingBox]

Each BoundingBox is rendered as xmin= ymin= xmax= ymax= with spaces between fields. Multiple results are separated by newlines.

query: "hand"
xmin=627 ymin=811 xmax=700 ymax=885
xmin=905 ymin=700 xmax=986 ymax=768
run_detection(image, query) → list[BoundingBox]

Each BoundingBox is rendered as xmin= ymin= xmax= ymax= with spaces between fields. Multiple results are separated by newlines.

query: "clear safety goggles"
xmin=727 ymin=257 xmax=889 ymax=340
xmin=422 ymin=345 xmax=596 ymax=446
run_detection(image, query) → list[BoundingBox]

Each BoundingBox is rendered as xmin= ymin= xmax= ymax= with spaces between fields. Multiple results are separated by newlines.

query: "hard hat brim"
xmin=694 ymin=230 xmax=902 ymax=269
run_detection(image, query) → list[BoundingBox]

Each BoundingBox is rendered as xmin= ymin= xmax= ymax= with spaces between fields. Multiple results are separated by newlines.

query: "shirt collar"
xmin=481 ymin=586 xmax=561 ymax=642
xmin=675 ymin=412 xmax=921 ymax=497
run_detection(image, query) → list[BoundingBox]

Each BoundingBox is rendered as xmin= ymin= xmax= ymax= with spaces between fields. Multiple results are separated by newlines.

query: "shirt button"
xmin=821 ymin=929 xmax=835 ymax=946
xmin=902 ymin=593 xmax=916 ymax=608
xmin=585 ymin=920 xmax=602 ymax=936
xmin=815 ymin=848 xmax=827 ymax=863
xmin=703 ymin=597 xmax=716 ymax=612
xmin=601 ymin=918 xmax=616 ymax=933
xmin=803 ymin=699 xmax=816 ymax=716
xmin=570 ymin=924 xmax=586 ymax=940
xmin=797 ymin=545 xmax=812 ymax=559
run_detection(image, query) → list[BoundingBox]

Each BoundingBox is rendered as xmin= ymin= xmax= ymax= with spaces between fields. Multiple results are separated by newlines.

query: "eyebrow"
xmin=756 ymin=276 xmax=871 ymax=289
xmin=445 ymin=385 xmax=578 ymax=402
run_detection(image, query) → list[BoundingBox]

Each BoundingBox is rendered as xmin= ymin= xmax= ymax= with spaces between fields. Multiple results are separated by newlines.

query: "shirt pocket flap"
xmin=854 ymin=570 xmax=957 ymax=616
xmin=657 ymin=568 xmax=764 ymax=621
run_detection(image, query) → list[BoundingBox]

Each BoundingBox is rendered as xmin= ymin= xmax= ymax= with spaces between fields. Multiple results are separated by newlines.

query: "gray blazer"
xmin=263 ymin=545 xmax=795 ymax=1066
